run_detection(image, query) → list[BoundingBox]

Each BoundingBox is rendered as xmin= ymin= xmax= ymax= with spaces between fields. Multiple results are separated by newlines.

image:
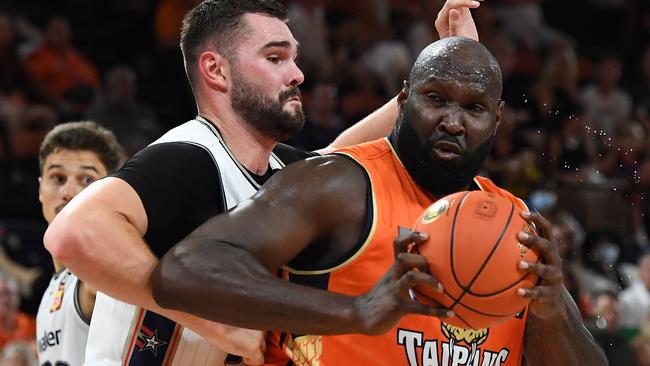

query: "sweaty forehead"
xmin=410 ymin=38 xmax=502 ymax=99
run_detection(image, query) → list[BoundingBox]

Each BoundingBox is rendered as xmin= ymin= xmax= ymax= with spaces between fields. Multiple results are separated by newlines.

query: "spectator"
xmin=287 ymin=0 xmax=330 ymax=76
xmin=0 ymin=272 xmax=35 ymax=348
xmin=86 ymin=65 xmax=160 ymax=154
xmin=620 ymin=252 xmax=650 ymax=331
xmin=289 ymin=81 xmax=345 ymax=151
xmin=588 ymin=291 xmax=640 ymax=366
xmin=22 ymin=17 xmax=100 ymax=106
xmin=581 ymin=54 xmax=633 ymax=138
xmin=0 ymin=342 xmax=37 ymax=366
xmin=548 ymin=111 xmax=598 ymax=183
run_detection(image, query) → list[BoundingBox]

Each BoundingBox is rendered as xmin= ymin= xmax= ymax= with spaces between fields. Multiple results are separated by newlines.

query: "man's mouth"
xmin=433 ymin=141 xmax=462 ymax=159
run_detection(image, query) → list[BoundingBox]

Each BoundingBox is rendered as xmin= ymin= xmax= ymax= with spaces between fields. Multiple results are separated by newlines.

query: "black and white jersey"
xmin=85 ymin=116 xmax=313 ymax=365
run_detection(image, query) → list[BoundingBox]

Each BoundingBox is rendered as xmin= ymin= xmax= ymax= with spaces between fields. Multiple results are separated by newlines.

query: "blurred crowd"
xmin=0 ymin=0 xmax=650 ymax=365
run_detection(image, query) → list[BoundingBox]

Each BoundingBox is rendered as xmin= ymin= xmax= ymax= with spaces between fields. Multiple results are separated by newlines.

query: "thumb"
xmin=448 ymin=9 xmax=460 ymax=37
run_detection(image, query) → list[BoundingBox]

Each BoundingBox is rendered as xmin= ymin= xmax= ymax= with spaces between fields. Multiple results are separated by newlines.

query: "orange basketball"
xmin=411 ymin=190 xmax=539 ymax=330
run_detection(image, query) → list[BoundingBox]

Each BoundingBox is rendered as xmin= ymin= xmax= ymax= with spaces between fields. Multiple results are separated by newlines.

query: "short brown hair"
xmin=39 ymin=121 xmax=125 ymax=174
xmin=180 ymin=0 xmax=287 ymax=88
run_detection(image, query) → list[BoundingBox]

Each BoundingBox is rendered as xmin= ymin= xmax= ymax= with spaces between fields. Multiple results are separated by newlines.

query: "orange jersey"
xmin=266 ymin=138 xmax=528 ymax=366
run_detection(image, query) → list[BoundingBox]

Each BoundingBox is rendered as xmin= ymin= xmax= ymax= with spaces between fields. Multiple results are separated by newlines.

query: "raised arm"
xmin=153 ymin=155 xmax=448 ymax=335
xmin=318 ymin=0 xmax=482 ymax=153
xmin=44 ymin=166 xmax=264 ymax=363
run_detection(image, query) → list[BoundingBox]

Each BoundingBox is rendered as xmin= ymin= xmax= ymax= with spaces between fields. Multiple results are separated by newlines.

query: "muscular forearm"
xmin=524 ymin=289 xmax=607 ymax=366
xmin=154 ymin=240 xmax=366 ymax=335
xmin=45 ymin=203 xmax=246 ymax=346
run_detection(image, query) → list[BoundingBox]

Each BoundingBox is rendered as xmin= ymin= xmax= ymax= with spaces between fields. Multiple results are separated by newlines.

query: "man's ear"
xmin=397 ymin=80 xmax=409 ymax=107
xmin=198 ymin=51 xmax=229 ymax=92
xmin=494 ymin=100 xmax=505 ymax=135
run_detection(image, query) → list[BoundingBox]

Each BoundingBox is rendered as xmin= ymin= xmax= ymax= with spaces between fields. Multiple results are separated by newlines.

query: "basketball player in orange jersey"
xmin=44 ymin=0 xmax=483 ymax=364
xmin=152 ymin=37 xmax=607 ymax=366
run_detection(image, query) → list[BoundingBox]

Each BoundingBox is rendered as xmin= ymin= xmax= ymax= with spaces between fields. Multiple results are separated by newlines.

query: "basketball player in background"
xmin=36 ymin=122 xmax=124 ymax=365
xmin=44 ymin=0 xmax=483 ymax=364
xmin=152 ymin=37 xmax=607 ymax=366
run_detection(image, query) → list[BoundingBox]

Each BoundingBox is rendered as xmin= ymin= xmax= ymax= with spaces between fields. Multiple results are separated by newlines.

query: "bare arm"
xmin=319 ymin=97 xmax=399 ymax=153
xmin=524 ymin=288 xmax=607 ymax=366
xmin=153 ymin=156 xmax=447 ymax=335
xmin=44 ymin=177 xmax=265 ymax=362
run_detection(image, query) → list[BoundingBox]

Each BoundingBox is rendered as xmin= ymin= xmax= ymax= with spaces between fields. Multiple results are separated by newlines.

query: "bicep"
xmin=77 ymin=177 xmax=148 ymax=234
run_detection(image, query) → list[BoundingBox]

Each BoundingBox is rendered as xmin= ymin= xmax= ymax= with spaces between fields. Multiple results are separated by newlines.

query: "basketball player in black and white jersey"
xmin=36 ymin=122 xmax=124 ymax=366
xmin=44 ymin=0 xmax=482 ymax=364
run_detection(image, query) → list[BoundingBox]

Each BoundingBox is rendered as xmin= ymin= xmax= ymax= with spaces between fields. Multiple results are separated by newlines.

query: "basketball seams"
xmin=449 ymin=191 xmax=472 ymax=291
xmin=467 ymin=272 xmax=534 ymax=297
xmin=450 ymin=200 xmax=516 ymax=310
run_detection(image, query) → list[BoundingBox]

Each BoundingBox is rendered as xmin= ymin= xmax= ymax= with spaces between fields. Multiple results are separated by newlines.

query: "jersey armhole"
xmin=73 ymin=279 xmax=91 ymax=326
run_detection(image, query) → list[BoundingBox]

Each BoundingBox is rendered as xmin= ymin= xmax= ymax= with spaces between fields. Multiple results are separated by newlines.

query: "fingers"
xmin=442 ymin=0 xmax=482 ymax=12
xmin=520 ymin=211 xmax=552 ymax=240
xmin=393 ymin=230 xmax=428 ymax=258
xmin=516 ymin=285 xmax=557 ymax=300
xmin=404 ymin=301 xmax=455 ymax=318
xmin=394 ymin=252 xmax=430 ymax=277
xmin=519 ymin=260 xmax=563 ymax=284
xmin=397 ymin=267 xmax=443 ymax=295
xmin=448 ymin=9 xmax=460 ymax=36
xmin=517 ymin=212 xmax=562 ymax=268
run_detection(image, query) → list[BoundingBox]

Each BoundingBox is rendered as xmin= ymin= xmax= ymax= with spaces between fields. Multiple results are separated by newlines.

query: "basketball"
xmin=410 ymin=190 xmax=540 ymax=330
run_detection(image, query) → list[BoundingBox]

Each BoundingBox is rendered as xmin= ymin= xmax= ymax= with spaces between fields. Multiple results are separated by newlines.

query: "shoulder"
xmin=258 ymin=154 xmax=368 ymax=207
xmin=273 ymin=143 xmax=319 ymax=165
xmin=114 ymin=142 xmax=217 ymax=181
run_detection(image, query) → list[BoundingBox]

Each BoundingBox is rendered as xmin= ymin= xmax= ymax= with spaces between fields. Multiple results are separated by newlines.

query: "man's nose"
xmin=437 ymin=107 xmax=465 ymax=136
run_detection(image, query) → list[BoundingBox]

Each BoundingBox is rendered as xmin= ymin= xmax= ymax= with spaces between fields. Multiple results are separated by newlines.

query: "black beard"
xmin=392 ymin=113 xmax=494 ymax=198
xmin=231 ymin=74 xmax=305 ymax=141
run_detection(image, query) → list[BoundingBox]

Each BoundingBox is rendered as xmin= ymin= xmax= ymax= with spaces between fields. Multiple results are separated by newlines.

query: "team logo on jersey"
xmin=397 ymin=322 xmax=512 ymax=366
xmin=422 ymin=199 xmax=450 ymax=224
xmin=441 ymin=323 xmax=489 ymax=365
xmin=136 ymin=325 xmax=168 ymax=357
xmin=49 ymin=283 xmax=65 ymax=312
xmin=284 ymin=335 xmax=322 ymax=366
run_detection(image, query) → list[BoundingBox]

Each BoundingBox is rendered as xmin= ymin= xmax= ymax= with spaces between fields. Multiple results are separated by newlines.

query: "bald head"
xmin=408 ymin=37 xmax=502 ymax=102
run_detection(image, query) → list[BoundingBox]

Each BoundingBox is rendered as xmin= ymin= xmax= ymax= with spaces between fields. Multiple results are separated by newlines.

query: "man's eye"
xmin=80 ymin=176 xmax=96 ymax=186
xmin=267 ymin=56 xmax=280 ymax=64
xmin=427 ymin=94 xmax=443 ymax=103
xmin=470 ymin=104 xmax=486 ymax=113
xmin=51 ymin=174 xmax=65 ymax=184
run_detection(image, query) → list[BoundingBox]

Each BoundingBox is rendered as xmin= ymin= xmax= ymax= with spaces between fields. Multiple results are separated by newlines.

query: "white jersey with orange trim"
xmin=37 ymin=269 xmax=89 ymax=366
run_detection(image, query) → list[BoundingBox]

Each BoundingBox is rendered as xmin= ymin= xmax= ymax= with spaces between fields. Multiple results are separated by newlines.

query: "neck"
xmin=200 ymin=109 xmax=277 ymax=175
xmin=52 ymin=258 xmax=65 ymax=273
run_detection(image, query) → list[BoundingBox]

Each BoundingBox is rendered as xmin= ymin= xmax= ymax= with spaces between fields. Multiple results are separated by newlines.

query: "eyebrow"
xmin=261 ymin=40 xmax=300 ymax=53
xmin=47 ymin=164 xmax=99 ymax=173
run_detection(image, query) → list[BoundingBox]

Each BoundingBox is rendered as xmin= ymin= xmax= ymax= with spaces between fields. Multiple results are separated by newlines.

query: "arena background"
xmin=0 ymin=0 xmax=649 ymax=364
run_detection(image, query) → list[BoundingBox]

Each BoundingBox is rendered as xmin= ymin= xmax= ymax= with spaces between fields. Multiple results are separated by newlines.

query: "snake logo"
xmin=441 ymin=322 xmax=489 ymax=365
